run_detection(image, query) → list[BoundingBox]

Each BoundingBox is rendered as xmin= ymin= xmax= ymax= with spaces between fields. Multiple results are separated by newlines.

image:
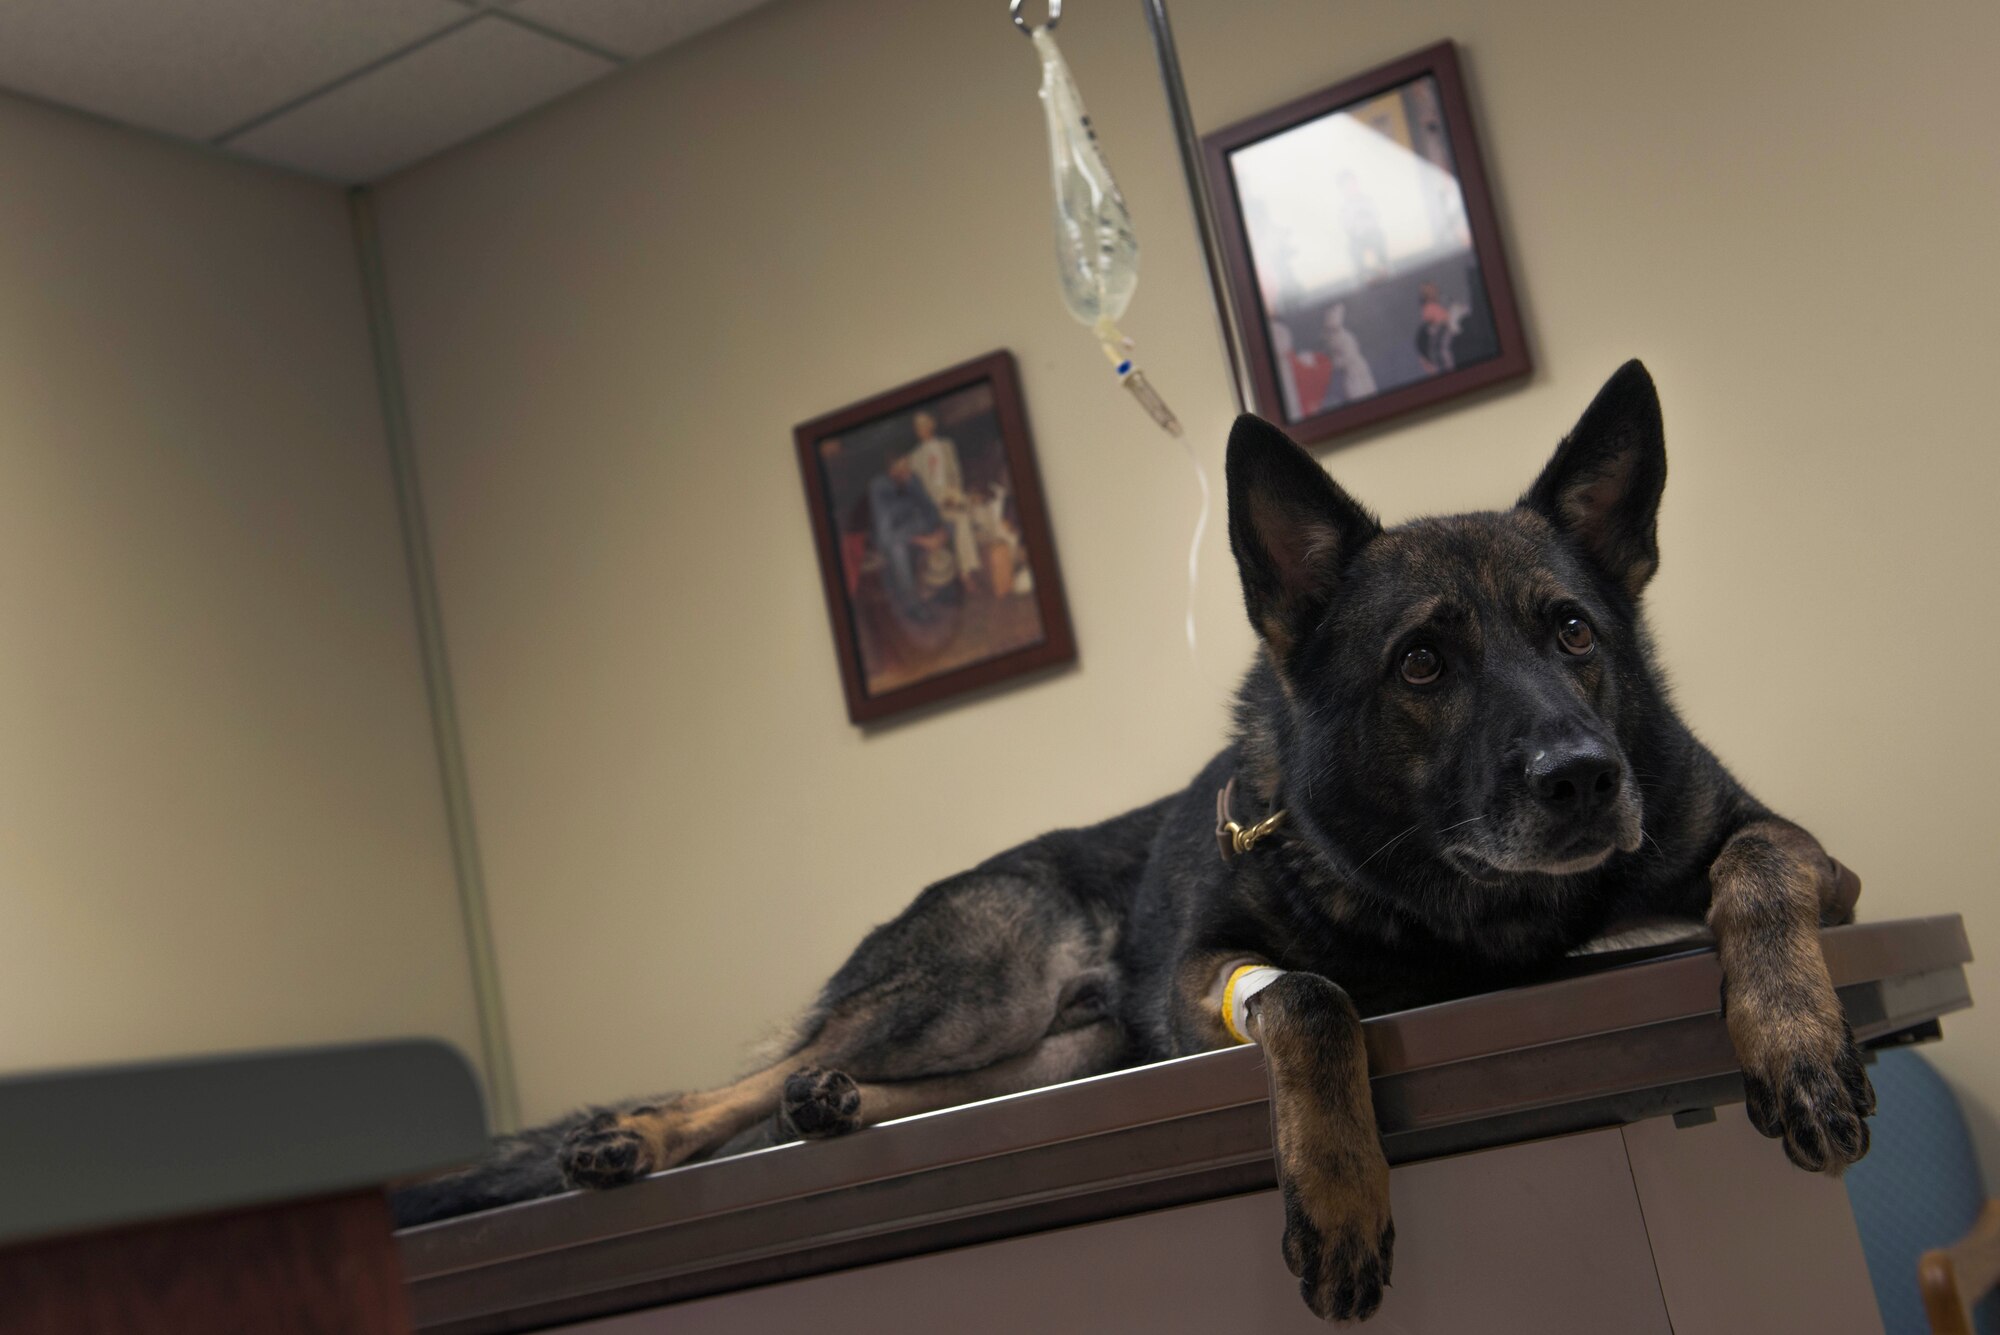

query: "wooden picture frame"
xmin=794 ymin=351 xmax=1075 ymax=725
xmin=1202 ymin=41 xmax=1531 ymax=447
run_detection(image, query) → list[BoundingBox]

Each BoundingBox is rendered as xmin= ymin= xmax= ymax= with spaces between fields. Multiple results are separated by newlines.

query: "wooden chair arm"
xmin=1922 ymin=1199 xmax=2000 ymax=1335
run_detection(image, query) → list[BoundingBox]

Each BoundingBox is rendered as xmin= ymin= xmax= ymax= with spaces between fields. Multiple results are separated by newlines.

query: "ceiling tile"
xmin=504 ymin=0 xmax=776 ymax=59
xmin=226 ymin=16 xmax=615 ymax=183
xmin=0 ymin=0 xmax=468 ymax=142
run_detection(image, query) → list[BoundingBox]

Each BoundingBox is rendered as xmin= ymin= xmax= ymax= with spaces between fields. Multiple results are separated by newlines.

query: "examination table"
xmin=398 ymin=915 xmax=1973 ymax=1334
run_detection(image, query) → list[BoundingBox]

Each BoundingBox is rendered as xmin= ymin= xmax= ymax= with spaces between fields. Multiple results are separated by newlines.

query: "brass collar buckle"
xmin=1215 ymin=777 xmax=1286 ymax=863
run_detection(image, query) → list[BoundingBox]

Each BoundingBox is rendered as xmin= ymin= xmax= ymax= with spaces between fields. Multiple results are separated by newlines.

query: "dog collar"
xmin=1215 ymin=777 xmax=1286 ymax=862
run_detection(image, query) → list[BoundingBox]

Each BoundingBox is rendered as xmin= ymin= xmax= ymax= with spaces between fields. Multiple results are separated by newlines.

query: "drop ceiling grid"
xmin=224 ymin=16 xmax=619 ymax=184
xmin=0 ymin=0 xmax=782 ymax=183
xmin=0 ymin=0 xmax=474 ymax=145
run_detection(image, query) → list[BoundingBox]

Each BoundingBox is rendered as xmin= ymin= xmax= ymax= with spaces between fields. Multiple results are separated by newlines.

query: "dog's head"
xmin=1229 ymin=361 xmax=1668 ymax=910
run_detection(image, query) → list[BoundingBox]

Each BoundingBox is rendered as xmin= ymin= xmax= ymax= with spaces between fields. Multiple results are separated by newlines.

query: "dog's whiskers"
xmin=1352 ymin=823 xmax=1420 ymax=875
xmin=1353 ymin=815 xmax=1484 ymax=878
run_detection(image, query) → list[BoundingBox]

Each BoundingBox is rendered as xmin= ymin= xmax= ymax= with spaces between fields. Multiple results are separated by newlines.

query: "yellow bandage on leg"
xmin=1221 ymin=964 xmax=1285 ymax=1044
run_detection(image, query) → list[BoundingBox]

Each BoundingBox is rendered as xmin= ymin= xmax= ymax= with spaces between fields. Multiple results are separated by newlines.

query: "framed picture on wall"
xmin=794 ymin=351 xmax=1075 ymax=725
xmin=1202 ymin=41 xmax=1531 ymax=447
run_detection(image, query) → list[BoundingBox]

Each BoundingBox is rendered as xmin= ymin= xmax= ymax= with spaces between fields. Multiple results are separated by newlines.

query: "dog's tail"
xmin=390 ymin=1114 xmax=577 ymax=1227
xmin=390 ymin=1089 xmax=796 ymax=1228
xmin=391 ymin=1096 xmax=684 ymax=1228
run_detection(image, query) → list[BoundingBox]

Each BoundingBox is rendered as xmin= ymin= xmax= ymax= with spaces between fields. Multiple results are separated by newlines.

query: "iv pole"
xmin=1140 ymin=0 xmax=1254 ymax=416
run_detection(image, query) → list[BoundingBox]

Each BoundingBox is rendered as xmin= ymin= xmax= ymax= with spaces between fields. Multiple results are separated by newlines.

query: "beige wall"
xmin=0 ymin=94 xmax=483 ymax=1080
xmin=373 ymin=0 xmax=2000 ymax=1181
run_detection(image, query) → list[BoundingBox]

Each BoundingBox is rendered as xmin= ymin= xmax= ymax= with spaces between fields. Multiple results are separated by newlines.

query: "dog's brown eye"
xmin=1558 ymin=617 xmax=1596 ymax=656
xmin=1400 ymin=646 xmax=1442 ymax=685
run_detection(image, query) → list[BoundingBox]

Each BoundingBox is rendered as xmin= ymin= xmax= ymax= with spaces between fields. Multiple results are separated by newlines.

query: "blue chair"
xmin=1844 ymin=1046 xmax=1999 ymax=1334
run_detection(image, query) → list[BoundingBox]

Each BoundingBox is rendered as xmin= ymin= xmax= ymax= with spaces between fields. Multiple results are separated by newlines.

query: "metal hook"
xmin=1009 ymin=0 xmax=1060 ymax=36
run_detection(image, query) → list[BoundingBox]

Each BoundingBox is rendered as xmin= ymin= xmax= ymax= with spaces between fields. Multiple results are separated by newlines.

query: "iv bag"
xmin=1016 ymin=2 xmax=1204 ymax=668
xmin=1033 ymin=28 xmax=1139 ymax=329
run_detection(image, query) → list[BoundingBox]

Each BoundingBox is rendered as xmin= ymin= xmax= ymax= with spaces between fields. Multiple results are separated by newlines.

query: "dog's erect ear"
xmin=1522 ymin=360 xmax=1667 ymax=597
xmin=1227 ymin=414 xmax=1381 ymax=658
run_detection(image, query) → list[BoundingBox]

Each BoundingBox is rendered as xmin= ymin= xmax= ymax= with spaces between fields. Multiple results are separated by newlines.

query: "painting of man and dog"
xmin=795 ymin=351 xmax=1075 ymax=724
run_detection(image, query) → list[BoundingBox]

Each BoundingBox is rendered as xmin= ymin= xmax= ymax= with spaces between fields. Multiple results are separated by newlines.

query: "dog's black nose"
xmin=1526 ymin=746 xmax=1622 ymax=819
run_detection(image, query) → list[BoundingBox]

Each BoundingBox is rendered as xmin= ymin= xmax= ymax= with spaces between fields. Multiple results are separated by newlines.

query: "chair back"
xmin=1844 ymin=1047 xmax=1997 ymax=1334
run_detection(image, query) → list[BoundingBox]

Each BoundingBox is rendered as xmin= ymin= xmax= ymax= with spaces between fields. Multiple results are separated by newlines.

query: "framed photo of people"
xmin=794 ymin=351 xmax=1076 ymax=725
xmin=1202 ymin=41 xmax=1531 ymax=447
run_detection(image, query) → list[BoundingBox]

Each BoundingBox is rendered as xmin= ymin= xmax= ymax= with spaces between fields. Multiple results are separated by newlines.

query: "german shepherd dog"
xmin=395 ymin=362 xmax=1872 ymax=1322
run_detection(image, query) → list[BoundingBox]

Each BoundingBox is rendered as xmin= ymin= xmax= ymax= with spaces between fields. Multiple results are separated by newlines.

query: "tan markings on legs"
xmin=561 ymin=1059 xmax=809 ymax=1188
xmin=1708 ymin=817 xmax=1875 ymax=1173
xmin=1246 ymin=971 xmax=1393 ymax=1323
xmin=1174 ymin=950 xmax=1273 ymax=1054
xmin=565 ymin=1020 xmax=1128 ymax=1186
xmin=842 ymin=1019 xmax=1127 ymax=1125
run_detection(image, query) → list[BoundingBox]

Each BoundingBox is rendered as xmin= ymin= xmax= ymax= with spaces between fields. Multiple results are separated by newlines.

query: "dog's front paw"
xmin=1282 ymin=1182 xmax=1393 ymax=1323
xmin=560 ymin=1111 xmax=659 ymax=1189
xmin=1250 ymin=971 xmax=1394 ymax=1322
xmin=1740 ymin=1019 xmax=1875 ymax=1173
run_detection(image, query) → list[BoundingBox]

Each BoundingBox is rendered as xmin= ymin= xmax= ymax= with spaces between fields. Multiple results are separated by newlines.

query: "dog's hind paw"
xmin=1742 ymin=1020 xmax=1874 ymax=1173
xmin=781 ymin=1067 xmax=863 ymax=1139
xmin=559 ymin=1111 xmax=660 ymax=1189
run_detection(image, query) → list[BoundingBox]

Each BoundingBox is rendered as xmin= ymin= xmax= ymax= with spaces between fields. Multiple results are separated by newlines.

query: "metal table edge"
xmin=398 ymin=915 xmax=1971 ymax=1332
